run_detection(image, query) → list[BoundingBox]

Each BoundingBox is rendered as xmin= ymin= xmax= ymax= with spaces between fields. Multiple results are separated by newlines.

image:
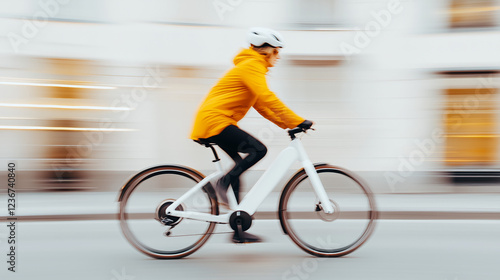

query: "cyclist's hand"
xmin=298 ymin=120 xmax=314 ymax=130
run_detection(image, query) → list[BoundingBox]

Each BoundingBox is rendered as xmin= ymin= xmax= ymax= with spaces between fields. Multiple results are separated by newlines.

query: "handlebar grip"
xmin=298 ymin=120 xmax=313 ymax=130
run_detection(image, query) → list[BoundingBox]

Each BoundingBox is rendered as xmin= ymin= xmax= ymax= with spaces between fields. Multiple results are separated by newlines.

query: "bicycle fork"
xmin=291 ymin=140 xmax=334 ymax=214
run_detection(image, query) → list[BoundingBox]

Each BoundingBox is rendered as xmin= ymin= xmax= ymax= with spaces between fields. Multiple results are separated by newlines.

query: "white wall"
xmin=0 ymin=0 xmax=499 ymax=175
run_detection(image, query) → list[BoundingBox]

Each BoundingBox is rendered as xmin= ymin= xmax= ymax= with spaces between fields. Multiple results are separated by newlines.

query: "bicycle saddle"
xmin=194 ymin=139 xmax=217 ymax=148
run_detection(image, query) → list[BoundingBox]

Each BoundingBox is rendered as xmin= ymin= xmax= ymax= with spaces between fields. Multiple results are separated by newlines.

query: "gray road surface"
xmin=1 ymin=219 xmax=499 ymax=280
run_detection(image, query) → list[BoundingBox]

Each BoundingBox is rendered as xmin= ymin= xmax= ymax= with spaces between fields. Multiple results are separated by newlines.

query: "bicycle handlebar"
xmin=288 ymin=126 xmax=314 ymax=140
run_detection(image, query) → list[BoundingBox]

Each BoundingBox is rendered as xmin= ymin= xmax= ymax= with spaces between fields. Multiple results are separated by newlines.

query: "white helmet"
xmin=247 ymin=27 xmax=284 ymax=48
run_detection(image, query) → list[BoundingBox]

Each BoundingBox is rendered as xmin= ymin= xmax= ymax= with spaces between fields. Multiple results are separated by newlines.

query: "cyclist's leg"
xmin=207 ymin=125 xmax=266 ymax=243
xmin=208 ymin=125 xmax=268 ymax=201
xmin=211 ymin=142 xmax=243 ymax=202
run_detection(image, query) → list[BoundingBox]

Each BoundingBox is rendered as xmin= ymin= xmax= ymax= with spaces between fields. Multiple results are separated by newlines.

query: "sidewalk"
xmin=1 ymin=191 xmax=500 ymax=221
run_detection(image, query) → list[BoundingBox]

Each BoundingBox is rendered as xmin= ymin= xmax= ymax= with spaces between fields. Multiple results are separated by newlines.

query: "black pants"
xmin=206 ymin=125 xmax=267 ymax=203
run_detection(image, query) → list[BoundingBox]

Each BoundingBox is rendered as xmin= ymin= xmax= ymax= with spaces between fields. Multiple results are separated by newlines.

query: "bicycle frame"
xmin=166 ymin=138 xmax=334 ymax=224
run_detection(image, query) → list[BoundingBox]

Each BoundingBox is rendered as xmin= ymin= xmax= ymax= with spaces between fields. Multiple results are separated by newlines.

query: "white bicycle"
xmin=118 ymin=126 xmax=377 ymax=258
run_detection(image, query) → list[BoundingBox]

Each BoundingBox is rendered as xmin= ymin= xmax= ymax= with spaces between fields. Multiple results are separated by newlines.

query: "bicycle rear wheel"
xmin=279 ymin=164 xmax=377 ymax=257
xmin=118 ymin=165 xmax=218 ymax=259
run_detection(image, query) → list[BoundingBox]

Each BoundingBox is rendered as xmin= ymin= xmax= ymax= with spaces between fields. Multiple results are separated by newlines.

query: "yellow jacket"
xmin=191 ymin=48 xmax=304 ymax=140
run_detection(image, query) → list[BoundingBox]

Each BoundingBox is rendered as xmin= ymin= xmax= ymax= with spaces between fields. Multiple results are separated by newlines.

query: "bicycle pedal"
xmin=231 ymin=231 xmax=263 ymax=244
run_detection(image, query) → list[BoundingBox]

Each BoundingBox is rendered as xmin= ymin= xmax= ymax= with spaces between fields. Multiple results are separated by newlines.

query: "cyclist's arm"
xmin=239 ymin=61 xmax=304 ymax=129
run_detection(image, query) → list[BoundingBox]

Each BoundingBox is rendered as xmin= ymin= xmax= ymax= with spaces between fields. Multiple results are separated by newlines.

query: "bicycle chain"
xmin=164 ymin=231 xmax=234 ymax=238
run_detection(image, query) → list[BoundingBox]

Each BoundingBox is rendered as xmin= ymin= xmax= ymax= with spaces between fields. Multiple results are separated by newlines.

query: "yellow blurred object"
xmin=444 ymin=88 xmax=499 ymax=166
xmin=449 ymin=0 xmax=498 ymax=28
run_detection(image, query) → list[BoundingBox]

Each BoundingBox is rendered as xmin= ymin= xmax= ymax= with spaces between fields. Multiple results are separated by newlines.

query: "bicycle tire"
xmin=118 ymin=165 xmax=218 ymax=259
xmin=279 ymin=164 xmax=377 ymax=257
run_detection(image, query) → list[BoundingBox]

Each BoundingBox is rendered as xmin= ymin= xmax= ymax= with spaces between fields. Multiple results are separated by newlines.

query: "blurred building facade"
xmin=0 ymin=0 xmax=499 ymax=191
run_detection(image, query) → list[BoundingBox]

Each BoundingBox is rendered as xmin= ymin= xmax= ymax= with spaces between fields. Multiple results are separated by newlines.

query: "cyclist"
xmin=190 ymin=27 xmax=313 ymax=243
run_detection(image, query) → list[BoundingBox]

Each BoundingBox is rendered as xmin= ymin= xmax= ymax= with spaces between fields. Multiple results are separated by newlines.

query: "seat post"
xmin=206 ymin=144 xmax=223 ymax=173
xmin=206 ymin=144 xmax=220 ymax=163
xmin=195 ymin=140 xmax=222 ymax=172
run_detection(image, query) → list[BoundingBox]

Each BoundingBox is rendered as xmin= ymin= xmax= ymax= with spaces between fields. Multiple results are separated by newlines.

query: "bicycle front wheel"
xmin=279 ymin=164 xmax=377 ymax=257
xmin=118 ymin=165 xmax=217 ymax=259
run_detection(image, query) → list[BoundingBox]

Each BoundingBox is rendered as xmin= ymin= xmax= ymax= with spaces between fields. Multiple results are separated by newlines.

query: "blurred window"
xmin=448 ymin=0 xmax=500 ymax=29
xmin=443 ymin=74 xmax=499 ymax=167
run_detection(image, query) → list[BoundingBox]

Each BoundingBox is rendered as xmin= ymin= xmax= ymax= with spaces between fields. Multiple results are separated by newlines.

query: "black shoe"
xmin=232 ymin=231 xmax=263 ymax=244
xmin=211 ymin=175 xmax=230 ymax=209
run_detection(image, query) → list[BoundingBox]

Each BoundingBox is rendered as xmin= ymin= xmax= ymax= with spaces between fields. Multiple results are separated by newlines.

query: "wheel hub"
xmin=315 ymin=199 xmax=340 ymax=222
xmin=155 ymin=199 xmax=185 ymax=226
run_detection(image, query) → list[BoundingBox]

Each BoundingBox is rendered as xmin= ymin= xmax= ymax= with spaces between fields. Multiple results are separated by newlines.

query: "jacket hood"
xmin=233 ymin=48 xmax=271 ymax=69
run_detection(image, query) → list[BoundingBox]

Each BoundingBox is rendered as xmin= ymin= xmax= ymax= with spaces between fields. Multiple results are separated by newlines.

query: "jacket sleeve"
xmin=240 ymin=60 xmax=305 ymax=129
